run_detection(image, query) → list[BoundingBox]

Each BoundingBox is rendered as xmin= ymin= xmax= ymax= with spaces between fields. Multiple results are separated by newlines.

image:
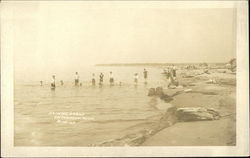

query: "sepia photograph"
xmin=1 ymin=0 xmax=249 ymax=157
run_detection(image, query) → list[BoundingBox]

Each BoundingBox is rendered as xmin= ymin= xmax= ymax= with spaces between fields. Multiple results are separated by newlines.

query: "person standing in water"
xmin=134 ymin=73 xmax=139 ymax=85
xmin=109 ymin=71 xmax=114 ymax=86
xmin=166 ymin=67 xmax=170 ymax=80
xmin=75 ymin=72 xmax=79 ymax=86
xmin=99 ymin=73 xmax=104 ymax=85
xmin=172 ymin=65 xmax=177 ymax=79
xmin=60 ymin=80 xmax=64 ymax=86
xmin=40 ymin=81 xmax=43 ymax=86
xmin=143 ymin=69 xmax=148 ymax=84
xmin=51 ymin=75 xmax=56 ymax=90
xmin=92 ymin=73 xmax=96 ymax=86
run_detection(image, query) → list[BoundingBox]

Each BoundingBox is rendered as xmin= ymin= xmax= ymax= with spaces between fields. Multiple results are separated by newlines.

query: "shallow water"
xmin=14 ymin=66 xmax=171 ymax=146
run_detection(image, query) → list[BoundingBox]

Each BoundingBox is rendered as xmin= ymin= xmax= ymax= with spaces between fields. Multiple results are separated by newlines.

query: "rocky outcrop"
xmin=95 ymin=105 xmax=178 ymax=146
xmin=148 ymin=87 xmax=220 ymax=121
xmin=176 ymin=107 xmax=220 ymax=122
xmin=155 ymin=87 xmax=164 ymax=96
xmin=148 ymin=87 xmax=164 ymax=97
xmin=148 ymin=88 xmax=156 ymax=96
xmin=160 ymin=94 xmax=174 ymax=102
xmin=148 ymin=87 xmax=174 ymax=102
xmin=95 ymin=106 xmax=221 ymax=146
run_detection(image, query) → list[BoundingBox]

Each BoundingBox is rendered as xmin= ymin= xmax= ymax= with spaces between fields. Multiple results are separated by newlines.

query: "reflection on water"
xmin=14 ymin=67 xmax=170 ymax=146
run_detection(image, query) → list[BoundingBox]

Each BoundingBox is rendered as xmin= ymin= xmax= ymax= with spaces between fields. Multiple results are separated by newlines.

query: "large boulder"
xmin=176 ymin=107 xmax=220 ymax=121
xmin=148 ymin=87 xmax=165 ymax=96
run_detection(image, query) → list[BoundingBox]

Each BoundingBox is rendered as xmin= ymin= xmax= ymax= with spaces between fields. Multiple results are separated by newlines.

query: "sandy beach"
xmin=142 ymin=68 xmax=236 ymax=146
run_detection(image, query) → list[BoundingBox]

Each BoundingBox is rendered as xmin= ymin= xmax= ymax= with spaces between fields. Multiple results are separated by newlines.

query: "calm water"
xmin=14 ymin=66 xmax=171 ymax=146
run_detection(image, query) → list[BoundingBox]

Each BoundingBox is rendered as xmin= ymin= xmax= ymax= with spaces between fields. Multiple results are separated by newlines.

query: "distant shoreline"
xmin=95 ymin=62 xmax=227 ymax=67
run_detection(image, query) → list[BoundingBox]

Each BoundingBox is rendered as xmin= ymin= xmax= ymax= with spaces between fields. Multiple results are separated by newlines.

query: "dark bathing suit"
xmin=144 ymin=71 xmax=147 ymax=79
xmin=134 ymin=77 xmax=138 ymax=83
xmin=51 ymin=83 xmax=55 ymax=89
xmin=100 ymin=75 xmax=104 ymax=83
xmin=75 ymin=79 xmax=79 ymax=85
xmin=173 ymin=69 xmax=176 ymax=77
xmin=92 ymin=78 xmax=95 ymax=85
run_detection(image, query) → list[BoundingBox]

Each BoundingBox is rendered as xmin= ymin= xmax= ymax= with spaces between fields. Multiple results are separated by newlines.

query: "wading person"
xmin=134 ymin=73 xmax=139 ymax=85
xmin=166 ymin=67 xmax=171 ymax=80
xmin=60 ymin=80 xmax=64 ymax=86
xmin=75 ymin=72 xmax=79 ymax=86
xmin=99 ymin=72 xmax=104 ymax=85
xmin=92 ymin=73 xmax=96 ymax=86
xmin=51 ymin=75 xmax=56 ymax=90
xmin=143 ymin=68 xmax=148 ymax=84
xmin=109 ymin=71 xmax=114 ymax=86
xmin=40 ymin=81 xmax=43 ymax=86
xmin=172 ymin=65 xmax=177 ymax=79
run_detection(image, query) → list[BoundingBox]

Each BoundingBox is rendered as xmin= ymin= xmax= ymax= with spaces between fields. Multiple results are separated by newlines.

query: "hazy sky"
xmin=8 ymin=2 xmax=236 ymax=74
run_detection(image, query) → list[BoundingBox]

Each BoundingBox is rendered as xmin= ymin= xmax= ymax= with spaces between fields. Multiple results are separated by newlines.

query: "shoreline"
xmin=14 ymin=66 xmax=236 ymax=146
xmin=94 ymin=68 xmax=236 ymax=146
xmin=141 ymin=68 xmax=236 ymax=146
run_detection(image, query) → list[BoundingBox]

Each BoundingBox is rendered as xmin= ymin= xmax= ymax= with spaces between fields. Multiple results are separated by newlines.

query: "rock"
xmin=173 ymin=80 xmax=179 ymax=86
xmin=204 ymin=69 xmax=210 ymax=74
xmin=158 ymin=106 xmax=178 ymax=130
xmin=206 ymin=79 xmax=217 ymax=84
xmin=176 ymin=85 xmax=183 ymax=89
xmin=148 ymin=87 xmax=165 ymax=96
xmin=160 ymin=95 xmax=174 ymax=102
xmin=155 ymin=87 xmax=164 ymax=96
xmin=168 ymin=79 xmax=179 ymax=87
xmin=148 ymin=87 xmax=174 ymax=102
xmin=219 ymin=79 xmax=236 ymax=86
xmin=168 ymin=85 xmax=177 ymax=89
xmin=176 ymin=107 xmax=220 ymax=121
xmin=184 ymin=75 xmax=194 ymax=78
xmin=148 ymin=88 xmax=156 ymax=96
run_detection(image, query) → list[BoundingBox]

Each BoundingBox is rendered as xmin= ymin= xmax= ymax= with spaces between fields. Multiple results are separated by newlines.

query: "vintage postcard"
xmin=1 ymin=0 xmax=249 ymax=157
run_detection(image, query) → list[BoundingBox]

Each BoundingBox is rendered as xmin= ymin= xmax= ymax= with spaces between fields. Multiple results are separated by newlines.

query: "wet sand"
xmin=142 ymin=118 xmax=235 ymax=146
xmin=142 ymin=69 xmax=236 ymax=146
